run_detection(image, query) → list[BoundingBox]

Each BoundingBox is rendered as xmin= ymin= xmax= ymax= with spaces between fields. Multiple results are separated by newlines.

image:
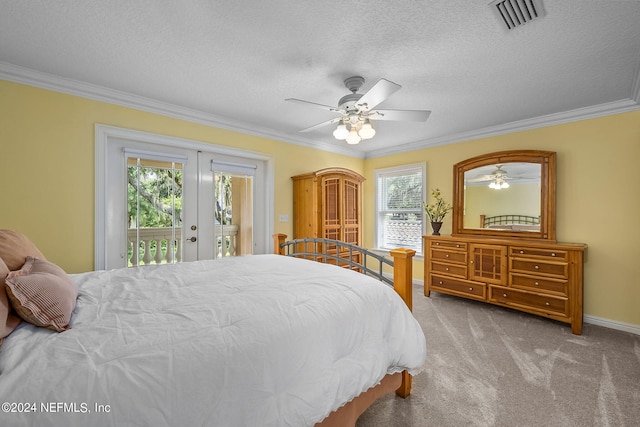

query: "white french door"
xmin=196 ymin=152 xmax=267 ymax=260
xmin=95 ymin=125 xmax=273 ymax=270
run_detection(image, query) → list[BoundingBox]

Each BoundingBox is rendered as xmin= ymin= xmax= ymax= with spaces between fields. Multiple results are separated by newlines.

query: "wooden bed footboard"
xmin=272 ymin=234 xmax=416 ymax=401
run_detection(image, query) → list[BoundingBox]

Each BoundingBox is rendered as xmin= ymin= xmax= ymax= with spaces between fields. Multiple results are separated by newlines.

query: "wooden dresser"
xmin=291 ymin=168 xmax=364 ymax=246
xmin=424 ymin=235 xmax=587 ymax=334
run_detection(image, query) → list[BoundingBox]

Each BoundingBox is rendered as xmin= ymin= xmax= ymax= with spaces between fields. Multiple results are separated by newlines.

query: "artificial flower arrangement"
xmin=424 ymin=188 xmax=452 ymax=222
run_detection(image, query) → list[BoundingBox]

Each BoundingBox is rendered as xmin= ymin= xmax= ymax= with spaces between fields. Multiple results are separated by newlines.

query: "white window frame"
xmin=374 ymin=163 xmax=426 ymax=257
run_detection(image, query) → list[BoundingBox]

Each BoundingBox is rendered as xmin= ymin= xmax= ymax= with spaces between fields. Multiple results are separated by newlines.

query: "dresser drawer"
xmin=510 ymin=247 xmax=568 ymax=261
xmin=510 ymin=273 xmax=568 ymax=296
xmin=489 ymin=286 xmax=568 ymax=316
xmin=430 ymin=240 xmax=467 ymax=251
xmin=431 ymin=261 xmax=467 ymax=279
xmin=510 ymin=258 xmax=568 ymax=279
xmin=431 ymin=275 xmax=486 ymax=299
xmin=431 ymin=248 xmax=467 ymax=264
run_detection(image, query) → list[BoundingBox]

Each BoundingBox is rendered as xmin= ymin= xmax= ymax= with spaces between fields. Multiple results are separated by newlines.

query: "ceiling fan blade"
xmin=299 ymin=117 xmax=342 ymax=133
xmin=368 ymin=109 xmax=431 ymax=122
xmin=355 ymin=79 xmax=401 ymax=112
xmin=467 ymin=175 xmax=493 ymax=182
xmin=285 ymin=98 xmax=340 ymax=113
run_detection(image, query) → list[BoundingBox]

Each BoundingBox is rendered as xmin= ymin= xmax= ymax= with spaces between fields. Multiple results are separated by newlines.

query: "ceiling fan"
xmin=467 ymin=164 xmax=541 ymax=189
xmin=467 ymin=165 xmax=513 ymax=185
xmin=285 ymin=76 xmax=431 ymax=144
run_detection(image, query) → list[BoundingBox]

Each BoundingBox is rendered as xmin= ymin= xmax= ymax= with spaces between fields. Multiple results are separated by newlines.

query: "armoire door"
xmin=321 ymin=174 xmax=342 ymax=241
xmin=341 ymin=175 xmax=361 ymax=246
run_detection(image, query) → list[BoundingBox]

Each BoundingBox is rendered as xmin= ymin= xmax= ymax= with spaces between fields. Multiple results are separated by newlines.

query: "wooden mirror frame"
xmin=452 ymin=150 xmax=557 ymax=241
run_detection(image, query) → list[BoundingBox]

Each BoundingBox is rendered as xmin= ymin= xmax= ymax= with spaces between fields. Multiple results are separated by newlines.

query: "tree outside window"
xmin=375 ymin=164 xmax=425 ymax=253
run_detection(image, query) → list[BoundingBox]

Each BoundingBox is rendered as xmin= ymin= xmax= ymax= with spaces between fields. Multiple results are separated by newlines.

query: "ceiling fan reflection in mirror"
xmin=466 ymin=163 xmax=540 ymax=189
xmin=467 ymin=164 xmax=512 ymax=189
xmin=286 ymin=76 xmax=431 ymax=144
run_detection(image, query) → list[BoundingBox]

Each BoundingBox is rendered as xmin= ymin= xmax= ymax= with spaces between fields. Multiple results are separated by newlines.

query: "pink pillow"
xmin=0 ymin=257 xmax=22 ymax=346
xmin=5 ymin=257 xmax=78 ymax=332
xmin=0 ymin=229 xmax=46 ymax=271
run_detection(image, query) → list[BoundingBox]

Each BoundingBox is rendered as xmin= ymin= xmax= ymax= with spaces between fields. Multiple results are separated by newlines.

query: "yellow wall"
xmin=0 ymin=80 xmax=363 ymax=272
xmin=364 ymin=110 xmax=640 ymax=327
xmin=2 ymin=80 xmax=639 ymax=328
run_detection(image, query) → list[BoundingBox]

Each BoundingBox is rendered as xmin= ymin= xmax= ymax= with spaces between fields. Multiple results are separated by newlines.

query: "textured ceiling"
xmin=1 ymin=0 xmax=639 ymax=158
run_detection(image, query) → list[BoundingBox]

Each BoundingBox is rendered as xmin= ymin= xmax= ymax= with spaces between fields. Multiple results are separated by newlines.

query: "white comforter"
xmin=0 ymin=255 xmax=426 ymax=427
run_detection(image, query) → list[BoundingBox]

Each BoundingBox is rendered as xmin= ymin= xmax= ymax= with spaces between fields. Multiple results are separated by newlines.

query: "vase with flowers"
xmin=424 ymin=188 xmax=452 ymax=235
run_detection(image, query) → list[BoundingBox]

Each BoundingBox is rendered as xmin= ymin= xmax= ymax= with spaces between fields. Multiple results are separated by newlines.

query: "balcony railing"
xmin=127 ymin=225 xmax=239 ymax=266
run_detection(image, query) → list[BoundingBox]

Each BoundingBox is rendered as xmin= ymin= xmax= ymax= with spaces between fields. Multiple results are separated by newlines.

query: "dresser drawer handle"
xmin=445 ymin=254 xmax=449 ymax=258
xmin=551 ymin=253 xmax=556 ymax=257
xmin=534 ymin=281 xmax=540 ymax=286
xmin=435 ymin=242 xmax=440 ymax=246
xmin=503 ymin=293 xmax=508 ymax=298
xmin=439 ymin=281 xmax=443 ymax=285
xmin=534 ymin=265 xmax=540 ymax=270
xmin=445 ymin=267 xmax=449 ymax=271
xmin=545 ymin=302 xmax=550 ymax=306
xmin=456 ymin=244 xmax=460 ymax=248
xmin=469 ymin=287 xmax=473 ymax=291
xmin=519 ymin=250 xmax=524 ymax=254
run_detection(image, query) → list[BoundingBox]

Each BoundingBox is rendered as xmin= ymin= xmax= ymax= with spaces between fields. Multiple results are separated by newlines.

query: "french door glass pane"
xmin=127 ymin=158 xmax=183 ymax=266
xmin=213 ymin=171 xmax=253 ymax=257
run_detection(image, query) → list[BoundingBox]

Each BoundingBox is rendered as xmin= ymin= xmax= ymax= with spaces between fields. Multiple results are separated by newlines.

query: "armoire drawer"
xmin=510 ymin=258 xmax=568 ymax=279
xmin=431 ymin=261 xmax=467 ymax=279
xmin=431 ymin=248 xmax=467 ymax=264
xmin=510 ymin=273 xmax=568 ymax=296
xmin=489 ymin=286 xmax=568 ymax=316
xmin=431 ymin=275 xmax=486 ymax=299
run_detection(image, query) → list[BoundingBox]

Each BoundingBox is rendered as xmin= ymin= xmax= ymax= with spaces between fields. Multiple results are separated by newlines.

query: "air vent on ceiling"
xmin=490 ymin=0 xmax=545 ymax=31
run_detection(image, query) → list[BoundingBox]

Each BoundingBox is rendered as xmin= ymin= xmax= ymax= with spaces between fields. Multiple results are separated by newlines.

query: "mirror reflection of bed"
xmin=479 ymin=214 xmax=540 ymax=232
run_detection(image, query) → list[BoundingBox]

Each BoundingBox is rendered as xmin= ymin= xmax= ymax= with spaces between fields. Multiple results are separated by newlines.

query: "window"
xmin=374 ymin=163 xmax=425 ymax=254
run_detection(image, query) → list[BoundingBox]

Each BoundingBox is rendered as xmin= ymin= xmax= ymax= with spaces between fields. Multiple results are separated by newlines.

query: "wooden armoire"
xmin=291 ymin=168 xmax=365 ymax=246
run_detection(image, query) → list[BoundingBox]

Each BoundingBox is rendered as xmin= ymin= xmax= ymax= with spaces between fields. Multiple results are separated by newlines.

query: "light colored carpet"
xmin=357 ymin=285 xmax=640 ymax=427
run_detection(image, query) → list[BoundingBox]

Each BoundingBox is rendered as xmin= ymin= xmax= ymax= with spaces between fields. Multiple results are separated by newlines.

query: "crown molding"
xmin=632 ymin=55 xmax=640 ymax=104
xmin=2 ymin=60 xmax=638 ymax=161
xmin=0 ymin=61 xmax=364 ymax=159
xmin=365 ymin=98 xmax=640 ymax=159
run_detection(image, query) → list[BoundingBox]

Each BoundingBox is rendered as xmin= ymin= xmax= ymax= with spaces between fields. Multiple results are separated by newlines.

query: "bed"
xmin=479 ymin=214 xmax=540 ymax=232
xmin=0 ymin=230 xmax=426 ymax=427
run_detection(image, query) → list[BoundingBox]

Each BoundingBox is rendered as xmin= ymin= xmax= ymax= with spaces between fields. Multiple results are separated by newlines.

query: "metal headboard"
xmin=279 ymin=238 xmax=394 ymax=286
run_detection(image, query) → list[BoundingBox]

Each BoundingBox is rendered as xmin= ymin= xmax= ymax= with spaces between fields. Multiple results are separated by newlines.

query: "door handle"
xmin=187 ymin=236 xmax=197 ymax=242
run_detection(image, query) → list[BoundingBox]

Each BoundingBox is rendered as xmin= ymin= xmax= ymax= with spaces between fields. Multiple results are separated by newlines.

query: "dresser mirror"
xmin=452 ymin=150 xmax=557 ymax=241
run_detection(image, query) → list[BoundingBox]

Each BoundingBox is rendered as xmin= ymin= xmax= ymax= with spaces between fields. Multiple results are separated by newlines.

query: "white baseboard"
xmin=584 ymin=315 xmax=640 ymax=336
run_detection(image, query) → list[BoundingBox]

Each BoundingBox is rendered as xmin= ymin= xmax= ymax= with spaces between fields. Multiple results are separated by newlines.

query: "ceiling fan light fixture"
xmin=287 ymin=75 xmax=430 ymax=146
xmin=333 ymin=122 xmax=349 ymax=140
xmin=489 ymin=180 xmax=509 ymax=189
xmin=358 ymin=119 xmax=376 ymax=139
xmin=345 ymin=127 xmax=362 ymax=144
